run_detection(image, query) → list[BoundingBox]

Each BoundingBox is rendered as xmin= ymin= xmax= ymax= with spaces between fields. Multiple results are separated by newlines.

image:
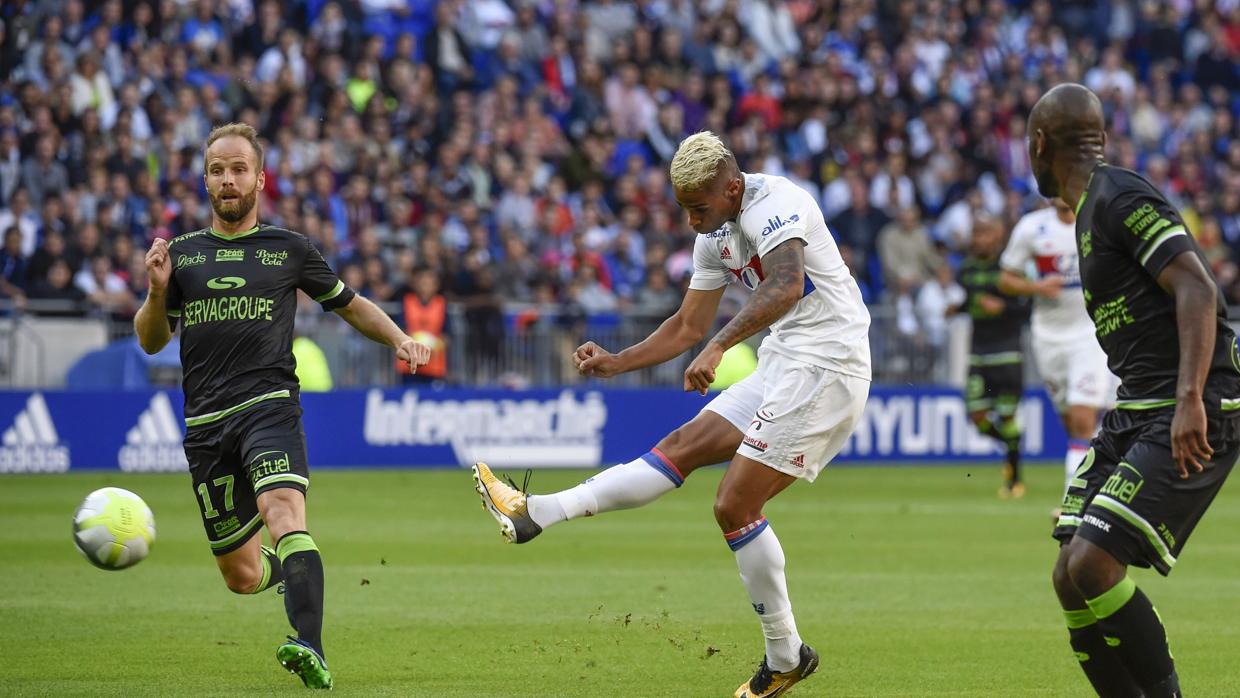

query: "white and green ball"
xmin=73 ymin=487 xmax=155 ymax=570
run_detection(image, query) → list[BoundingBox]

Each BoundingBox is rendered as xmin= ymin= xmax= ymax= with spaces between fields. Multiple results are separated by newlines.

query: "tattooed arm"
xmin=682 ymin=239 xmax=805 ymax=393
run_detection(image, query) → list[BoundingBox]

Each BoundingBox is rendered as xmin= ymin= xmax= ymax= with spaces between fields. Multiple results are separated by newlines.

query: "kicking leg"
xmin=215 ymin=535 xmax=284 ymax=595
xmin=473 ymin=410 xmax=742 ymax=543
xmin=719 ymin=455 xmax=818 ymax=697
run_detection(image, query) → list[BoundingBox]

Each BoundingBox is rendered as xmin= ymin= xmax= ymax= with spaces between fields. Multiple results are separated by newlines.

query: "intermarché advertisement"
xmin=0 ymin=387 xmax=1066 ymax=473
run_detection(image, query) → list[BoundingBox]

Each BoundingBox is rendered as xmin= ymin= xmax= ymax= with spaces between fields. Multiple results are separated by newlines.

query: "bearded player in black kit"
xmin=134 ymin=123 xmax=431 ymax=689
xmin=1030 ymin=83 xmax=1240 ymax=697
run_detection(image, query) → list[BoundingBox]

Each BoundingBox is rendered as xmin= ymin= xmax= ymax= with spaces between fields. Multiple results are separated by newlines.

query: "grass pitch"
xmin=2 ymin=464 xmax=1239 ymax=696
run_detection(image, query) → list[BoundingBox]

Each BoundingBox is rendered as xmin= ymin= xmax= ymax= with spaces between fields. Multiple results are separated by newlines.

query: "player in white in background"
xmin=472 ymin=132 xmax=870 ymax=698
xmin=998 ymin=198 xmax=1116 ymax=496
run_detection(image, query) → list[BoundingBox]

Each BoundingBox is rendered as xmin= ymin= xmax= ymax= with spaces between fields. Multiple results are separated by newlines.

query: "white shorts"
xmin=1033 ymin=334 xmax=1117 ymax=412
xmin=703 ymin=351 xmax=869 ymax=482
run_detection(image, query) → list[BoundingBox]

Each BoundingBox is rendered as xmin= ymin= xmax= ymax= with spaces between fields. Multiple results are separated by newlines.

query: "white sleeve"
xmin=999 ymin=218 xmax=1033 ymax=274
xmin=744 ymin=188 xmax=811 ymax=258
xmin=687 ymin=234 xmax=731 ymax=291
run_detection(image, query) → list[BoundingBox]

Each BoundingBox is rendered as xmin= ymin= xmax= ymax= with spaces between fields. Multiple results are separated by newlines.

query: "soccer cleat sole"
xmin=473 ymin=464 xmax=519 ymax=544
xmin=277 ymin=642 xmax=333 ymax=690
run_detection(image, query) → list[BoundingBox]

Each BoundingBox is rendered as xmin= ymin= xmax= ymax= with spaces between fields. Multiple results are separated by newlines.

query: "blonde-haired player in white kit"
xmin=472 ymin=132 xmax=871 ymax=697
xmin=998 ymin=198 xmax=1117 ymax=495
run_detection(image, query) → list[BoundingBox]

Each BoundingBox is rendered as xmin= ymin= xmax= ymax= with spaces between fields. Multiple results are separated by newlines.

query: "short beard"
xmin=210 ymin=188 xmax=258 ymax=224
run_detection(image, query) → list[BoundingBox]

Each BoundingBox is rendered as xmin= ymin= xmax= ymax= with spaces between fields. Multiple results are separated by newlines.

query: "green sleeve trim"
xmin=314 ymin=280 xmax=345 ymax=303
xmin=276 ymin=532 xmax=319 ymax=561
xmin=1063 ymin=608 xmax=1096 ymax=629
xmin=185 ymin=389 xmax=291 ymax=427
xmin=1085 ymin=575 xmax=1136 ymax=620
xmin=209 ymin=513 xmax=263 ymax=550
xmin=1115 ymin=398 xmax=1176 ymax=410
xmin=1138 ymin=226 xmax=1186 ymax=267
xmin=1091 ymin=495 xmax=1177 ymax=569
xmin=166 ymin=309 xmax=182 ymax=317
xmin=1221 ymin=398 xmax=1240 ymax=411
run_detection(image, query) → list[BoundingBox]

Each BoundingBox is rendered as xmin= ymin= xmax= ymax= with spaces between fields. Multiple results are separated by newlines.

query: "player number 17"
xmin=196 ymin=475 xmax=236 ymax=519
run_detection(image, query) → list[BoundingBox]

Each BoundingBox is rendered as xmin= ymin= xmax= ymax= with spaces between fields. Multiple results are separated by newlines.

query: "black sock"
xmin=1004 ymin=444 xmax=1022 ymax=483
xmin=1088 ymin=577 xmax=1178 ymax=696
xmin=1064 ymin=608 xmax=1143 ymax=698
xmin=251 ymin=544 xmax=284 ymax=594
xmin=277 ymin=531 xmax=325 ymax=659
xmin=996 ymin=415 xmax=1022 ymax=482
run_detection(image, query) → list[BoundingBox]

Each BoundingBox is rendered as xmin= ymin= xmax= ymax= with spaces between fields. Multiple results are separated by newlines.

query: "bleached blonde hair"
xmin=669 ymin=131 xmax=735 ymax=192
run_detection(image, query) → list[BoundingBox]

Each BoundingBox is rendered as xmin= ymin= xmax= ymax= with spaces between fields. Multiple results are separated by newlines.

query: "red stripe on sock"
xmin=650 ymin=447 xmax=685 ymax=481
xmin=724 ymin=516 xmax=767 ymax=540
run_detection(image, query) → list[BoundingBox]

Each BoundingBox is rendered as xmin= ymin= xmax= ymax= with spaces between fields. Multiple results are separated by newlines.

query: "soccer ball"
xmin=73 ymin=487 xmax=155 ymax=570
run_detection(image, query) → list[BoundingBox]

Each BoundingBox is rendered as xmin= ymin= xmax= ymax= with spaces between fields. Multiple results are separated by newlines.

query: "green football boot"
xmin=277 ymin=636 xmax=333 ymax=689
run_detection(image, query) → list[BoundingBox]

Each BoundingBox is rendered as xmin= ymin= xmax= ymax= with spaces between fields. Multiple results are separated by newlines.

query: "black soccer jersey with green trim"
xmin=958 ymin=255 xmax=1029 ymax=359
xmin=164 ymin=224 xmax=355 ymax=426
xmin=1075 ymin=163 xmax=1240 ymax=409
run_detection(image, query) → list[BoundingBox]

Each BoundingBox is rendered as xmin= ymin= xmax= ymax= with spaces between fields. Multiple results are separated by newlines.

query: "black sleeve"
xmin=165 ymin=273 xmax=182 ymax=331
xmin=1104 ymin=182 xmax=1192 ymax=278
xmin=297 ymin=236 xmax=355 ymax=312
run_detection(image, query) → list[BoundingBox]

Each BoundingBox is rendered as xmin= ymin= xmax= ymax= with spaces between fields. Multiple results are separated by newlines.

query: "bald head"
xmin=1027 ymin=83 xmax=1106 ymax=198
xmin=1029 ymin=83 xmax=1105 ymax=140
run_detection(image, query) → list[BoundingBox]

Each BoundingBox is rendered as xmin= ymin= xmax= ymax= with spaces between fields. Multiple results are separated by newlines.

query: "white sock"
xmin=1064 ymin=439 xmax=1090 ymax=493
xmin=728 ymin=519 xmax=802 ymax=672
xmin=526 ymin=450 xmax=684 ymax=528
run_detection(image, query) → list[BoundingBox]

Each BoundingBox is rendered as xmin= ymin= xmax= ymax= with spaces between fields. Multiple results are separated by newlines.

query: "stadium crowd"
xmin=0 ymin=0 xmax=1238 ymax=358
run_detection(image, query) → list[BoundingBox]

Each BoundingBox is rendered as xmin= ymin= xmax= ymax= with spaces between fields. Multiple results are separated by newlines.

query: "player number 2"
xmin=196 ymin=475 xmax=236 ymax=519
xmin=1069 ymin=448 xmax=1096 ymax=490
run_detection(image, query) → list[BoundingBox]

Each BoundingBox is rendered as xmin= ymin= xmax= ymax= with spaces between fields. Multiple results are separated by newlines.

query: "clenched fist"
xmin=397 ymin=338 xmax=433 ymax=371
xmin=145 ymin=238 xmax=172 ymax=293
xmin=574 ymin=341 xmax=622 ymax=378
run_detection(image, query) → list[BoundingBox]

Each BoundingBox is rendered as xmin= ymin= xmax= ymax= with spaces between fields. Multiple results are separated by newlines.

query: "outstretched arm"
xmin=576 ymin=286 xmax=725 ymax=377
xmin=683 ymin=239 xmax=805 ymax=394
xmin=998 ymin=269 xmax=1062 ymax=299
xmin=1157 ymin=251 xmax=1218 ymax=479
xmin=333 ymin=295 xmax=431 ymax=370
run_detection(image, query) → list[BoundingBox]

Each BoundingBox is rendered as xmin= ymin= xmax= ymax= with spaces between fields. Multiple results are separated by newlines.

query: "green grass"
xmin=3 ymin=464 xmax=1239 ymax=696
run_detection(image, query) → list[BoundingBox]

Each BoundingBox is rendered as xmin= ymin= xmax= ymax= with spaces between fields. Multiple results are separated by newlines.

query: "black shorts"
xmin=184 ymin=402 xmax=310 ymax=556
xmin=1052 ymin=406 xmax=1240 ymax=575
xmin=965 ymin=360 xmax=1023 ymax=416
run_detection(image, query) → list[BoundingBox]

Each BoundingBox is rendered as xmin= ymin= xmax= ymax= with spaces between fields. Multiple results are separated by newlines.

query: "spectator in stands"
xmin=829 ymin=175 xmax=890 ymax=291
xmin=0 ymin=187 xmax=38 ymax=258
xmin=877 ymin=205 xmax=940 ymax=297
xmin=397 ymin=265 xmax=449 ymax=384
xmin=0 ymin=225 xmax=27 ymax=306
xmin=75 ymin=254 xmax=135 ymax=315
xmin=27 ymin=258 xmax=87 ymax=316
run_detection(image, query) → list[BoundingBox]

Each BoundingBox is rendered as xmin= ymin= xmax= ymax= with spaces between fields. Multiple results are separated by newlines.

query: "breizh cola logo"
xmin=363 ymin=389 xmax=608 ymax=467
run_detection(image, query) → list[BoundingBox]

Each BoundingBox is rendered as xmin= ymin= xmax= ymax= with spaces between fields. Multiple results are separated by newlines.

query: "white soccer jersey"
xmin=1000 ymin=206 xmax=1095 ymax=342
xmin=688 ymin=173 xmax=871 ymax=380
